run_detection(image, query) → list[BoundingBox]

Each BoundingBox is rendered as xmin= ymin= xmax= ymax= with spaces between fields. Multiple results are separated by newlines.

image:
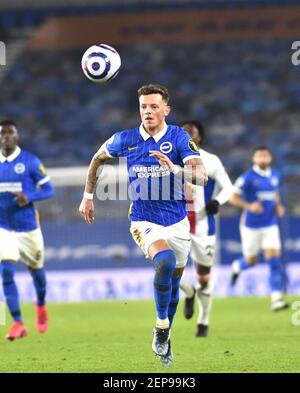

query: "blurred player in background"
xmin=179 ymin=121 xmax=233 ymax=337
xmin=230 ymin=146 xmax=288 ymax=311
xmin=0 ymin=120 xmax=54 ymax=340
xmin=79 ymin=84 xmax=207 ymax=367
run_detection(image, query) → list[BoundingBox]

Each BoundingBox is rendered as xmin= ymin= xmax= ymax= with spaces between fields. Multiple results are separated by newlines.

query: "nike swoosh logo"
xmin=128 ymin=146 xmax=138 ymax=150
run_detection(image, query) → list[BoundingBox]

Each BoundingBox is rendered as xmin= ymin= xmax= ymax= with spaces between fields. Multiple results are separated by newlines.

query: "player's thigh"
xmin=130 ymin=221 xmax=168 ymax=260
xmin=0 ymin=228 xmax=19 ymax=262
xmin=262 ymin=225 xmax=281 ymax=258
xmin=240 ymin=226 xmax=262 ymax=259
xmin=16 ymin=227 xmax=45 ymax=269
xmin=166 ymin=217 xmax=191 ymax=268
xmin=190 ymin=233 xmax=216 ymax=269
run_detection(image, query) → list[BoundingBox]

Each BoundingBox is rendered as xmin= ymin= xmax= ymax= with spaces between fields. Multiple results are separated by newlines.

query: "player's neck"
xmin=254 ymin=164 xmax=270 ymax=171
xmin=253 ymin=164 xmax=271 ymax=176
xmin=1 ymin=146 xmax=17 ymax=157
xmin=143 ymin=121 xmax=166 ymax=136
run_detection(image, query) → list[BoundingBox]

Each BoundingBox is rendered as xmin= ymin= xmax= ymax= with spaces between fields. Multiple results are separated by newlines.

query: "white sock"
xmin=196 ymin=279 xmax=213 ymax=326
xmin=156 ymin=317 xmax=169 ymax=329
xmin=271 ymin=291 xmax=283 ymax=303
xmin=232 ymin=260 xmax=240 ymax=274
xmin=180 ymin=270 xmax=195 ymax=298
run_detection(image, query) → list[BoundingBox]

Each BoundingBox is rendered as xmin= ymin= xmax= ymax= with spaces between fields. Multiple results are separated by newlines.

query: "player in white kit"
xmin=179 ymin=121 xmax=233 ymax=337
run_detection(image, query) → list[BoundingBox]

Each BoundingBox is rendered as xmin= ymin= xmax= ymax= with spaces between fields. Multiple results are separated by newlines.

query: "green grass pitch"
xmin=0 ymin=296 xmax=299 ymax=373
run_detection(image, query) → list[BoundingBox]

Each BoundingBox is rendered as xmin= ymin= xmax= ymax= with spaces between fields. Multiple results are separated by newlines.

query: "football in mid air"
xmin=81 ymin=44 xmax=121 ymax=83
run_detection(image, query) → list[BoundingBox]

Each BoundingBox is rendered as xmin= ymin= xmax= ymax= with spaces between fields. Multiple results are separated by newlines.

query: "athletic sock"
xmin=196 ymin=279 xmax=213 ymax=326
xmin=29 ymin=268 xmax=47 ymax=307
xmin=268 ymin=256 xmax=284 ymax=297
xmin=1 ymin=261 xmax=22 ymax=322
xmin=153 ymin=249 xmax=176 ymax=328
xmin=168 ymin=275 xmax=181 ymax=328
xmin=179 ymin=269 xmax=195 ymax=298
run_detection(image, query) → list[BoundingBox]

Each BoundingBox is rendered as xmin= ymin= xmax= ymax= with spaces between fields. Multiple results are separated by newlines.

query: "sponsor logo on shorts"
xmin=144 ymin=228 xmax=153 ymax=235
xmin=205 ymin=245 xmax=215 ymax=257
xmin=131 ymin=228 xmax=144 ymax=248
xmin=35 ymin=250 xmax=42 ymax=261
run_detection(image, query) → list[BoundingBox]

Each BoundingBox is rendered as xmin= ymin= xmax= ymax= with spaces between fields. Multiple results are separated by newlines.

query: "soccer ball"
xmin=81 ymin=44 xmax=121 ymax=83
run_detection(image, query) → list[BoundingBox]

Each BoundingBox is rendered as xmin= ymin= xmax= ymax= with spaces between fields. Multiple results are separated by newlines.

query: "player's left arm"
xmin=275 ymin=192 xmax=285 ymax=217
xmin=274 ymin=172 xmax=285 ymax=217
xmin=149 ymin=151 xmax=207 ymax=185
xmin=206 ymin=157 xmax=234 ymax=215
xmin=149 ymin=130 xmax=207 ymax=185
xmin=15 ymin=158 xmax=54 ymax=207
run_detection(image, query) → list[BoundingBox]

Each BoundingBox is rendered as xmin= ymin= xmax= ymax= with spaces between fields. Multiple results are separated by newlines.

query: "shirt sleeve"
xmin=213 ymin=157 xmax=234 ymax=205
xmin=30 ymin=156 xmax=51 ymax=186
xmin=177 ymin=130 xmax=200 ymax=165
xmin=233 ymin=173 xmax=249 ymax=195
xmin=103 ymin=132 xmax=123 ymax=158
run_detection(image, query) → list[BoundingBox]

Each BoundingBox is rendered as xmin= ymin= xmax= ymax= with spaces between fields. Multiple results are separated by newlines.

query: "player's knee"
xmin=196 ymin=265 xmax=211 ymax=287
xmin=264 ymin=250 xmax=281 ymax=260
xmin=153 ymin=249 xmax=176 ymax=278
xmin=197 ymin=273 xmax=210 ymax=286
xmin=173 ymin=267 xmax=184 ymax=279
xmin=246 ymin=256 xmax=257 ymax=265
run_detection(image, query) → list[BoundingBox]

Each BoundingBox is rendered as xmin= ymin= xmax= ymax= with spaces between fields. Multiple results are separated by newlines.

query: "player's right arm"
xmin=229 ymin=174 xmax=263 ymax=214
xmin=79 ymin=133 xmax=122 ymax=224
xmin=79 ymin=149 xmax=111 ymax=224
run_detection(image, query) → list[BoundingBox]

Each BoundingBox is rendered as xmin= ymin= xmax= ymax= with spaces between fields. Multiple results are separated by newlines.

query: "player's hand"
xmin=149 ymin=150 xmax=176 ymax=172
xmin=14 ymin=192 xmax=30 ymax=207
xmin=276 ymin=204 xmax=285 ymax=217
xmin=248 ymin=201 xmax=263 ymax=214
xmin=205 ymin=199 xmax=220 ymax=215
xmin=79 ymin=198 xmax=95 ymax=224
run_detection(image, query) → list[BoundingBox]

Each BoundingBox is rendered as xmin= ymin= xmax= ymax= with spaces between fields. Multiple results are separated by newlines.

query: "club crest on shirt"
xmin=160 ymin=141 xmax=172 ymax=154
xmin=188 ymin=140 xmax=199 ymax=153
xmin=14 ymin=163 xmax=25 ymax=174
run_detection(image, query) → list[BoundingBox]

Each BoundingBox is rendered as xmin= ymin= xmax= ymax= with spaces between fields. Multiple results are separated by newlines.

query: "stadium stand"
xmin=0 ymin=40 xmax=299 ymax=212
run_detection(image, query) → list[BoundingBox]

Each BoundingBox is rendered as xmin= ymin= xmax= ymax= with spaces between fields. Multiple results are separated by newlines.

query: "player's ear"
xmin=164 ymin=105 xmax=171 ymax=117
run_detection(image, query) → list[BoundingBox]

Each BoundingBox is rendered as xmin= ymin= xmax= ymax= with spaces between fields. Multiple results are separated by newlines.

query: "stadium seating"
xmin=1 ymin=39 xmax=299 ymax=211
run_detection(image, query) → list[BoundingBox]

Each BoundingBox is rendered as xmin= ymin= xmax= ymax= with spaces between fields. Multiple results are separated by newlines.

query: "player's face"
xmin=181 ymin=124 xmax=202 ymax=147
xmin=252 ymin=150 xmax=272 ymax=169
xmin=139 ymin=94 xmax=170 ymax=132
xmin=0 ymin=125 xmax=19 ymax=151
